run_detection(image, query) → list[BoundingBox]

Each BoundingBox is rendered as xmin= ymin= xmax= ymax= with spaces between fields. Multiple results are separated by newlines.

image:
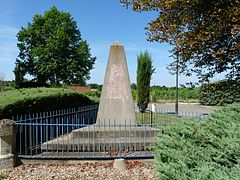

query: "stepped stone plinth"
xmin=41 ymin=125 xmax=161 ymax=153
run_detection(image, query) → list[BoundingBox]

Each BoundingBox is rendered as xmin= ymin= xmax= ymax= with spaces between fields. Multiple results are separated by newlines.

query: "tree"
xmin=137 ymin=51 xmax=155 ymax=112
xmin=16 ymin=6 xmax=96 ymax=86
xmin=131 ymin=83 xmax=137 ymax=90
xmin=122 ymin=0 xmax=240 ymax=82
xmin=0 ymin=73 xmax=5 ymax=91
xmin=13 ymin=64 xmax=25 ymax=85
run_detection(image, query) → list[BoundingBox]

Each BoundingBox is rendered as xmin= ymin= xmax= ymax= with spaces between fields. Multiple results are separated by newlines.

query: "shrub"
xmin=0 ymin=88 xmax=96 ymax=119
xmin=16 ymin=81 xmax=51 ymax=89
xmin=81 ymin=90 xmax=100 ymax=102
xmin=154 ymin=103 xmax=240 ymax=179
xmin=199 ymin=80 xmax=240 ymax=105
xmin=136 ymin=51 xmax=155 ymax=112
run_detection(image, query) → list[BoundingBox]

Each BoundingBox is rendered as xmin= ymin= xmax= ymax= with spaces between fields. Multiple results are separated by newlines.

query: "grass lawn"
xmin=135 ymin=111 xmax=193 ymax=126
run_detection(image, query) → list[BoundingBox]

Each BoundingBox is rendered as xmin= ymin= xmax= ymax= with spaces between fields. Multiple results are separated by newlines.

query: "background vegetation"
xmin=132 ymin=86 xmax=199 ymax=103
xmin=16 ymin=6 xmax=95 ymax=86
xmin=123 ymin=0 xmax=240 ymax=82
xmin=154 ymin=103 xmax=240 ymax=179
xmin=0 ymin=88 xmax=96 ymax=119
xmin=136 ymin=51 xmax=155 ymax=112
xmin=199 ymin=80 xmax=240 ymax=106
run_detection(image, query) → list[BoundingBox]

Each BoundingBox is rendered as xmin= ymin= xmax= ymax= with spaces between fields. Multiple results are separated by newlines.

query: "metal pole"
xmin=175 ymin=56 xmax=179 ymax=116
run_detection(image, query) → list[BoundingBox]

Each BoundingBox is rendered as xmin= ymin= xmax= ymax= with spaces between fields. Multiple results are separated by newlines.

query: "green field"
xmin=132 ymin=87 xmax=200 ymax=103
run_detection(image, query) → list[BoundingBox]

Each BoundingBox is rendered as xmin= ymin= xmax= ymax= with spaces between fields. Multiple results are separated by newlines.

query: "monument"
xmin=41 ymin=42 xmax=160 ymax=157
xmin=96 ymin=41 xmax=136 ymax=124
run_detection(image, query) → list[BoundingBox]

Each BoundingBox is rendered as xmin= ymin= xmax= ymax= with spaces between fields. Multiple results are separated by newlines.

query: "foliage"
xmin=131 ymin=83 xmax=137 ymax=90
xmin=122 ymin=0 xmax=240 ymax=82
xmin=13 ymin=64 xmax=25 ymax=85
xmin=0 ymin=73 xmax=5 ymax=92
xmin=0 ymin=88 xmax=96 ymax=119
xmin=16 ymin=81 xmax=51 ymax=89
xmin=132 ymin=87 xmax=199 ymax=103
xmin=200 ymin=80 xmax=240 ymax=106
xmin=16 ymin=6 xmax=96 ymax=85
xmin=81 ymin=90 xmax=101 ymax=102
xmin=87 ymin=83 xmax=102 ymax=91
xmin=154 ymin=103 xmax=240 ymax=179
xmin=136 ymin=51 xmax=155 ymax=112
xmin=151 ymin=87 xmax=199 ymax=103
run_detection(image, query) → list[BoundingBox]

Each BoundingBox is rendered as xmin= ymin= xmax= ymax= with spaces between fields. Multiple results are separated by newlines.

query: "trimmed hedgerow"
xmin=0 ymin=88 xmax=97 ymax=119
xmin=154 ymin=103 xmax=240 ymax=180
xmin=199 ymin=80 xmax=240 ymax=105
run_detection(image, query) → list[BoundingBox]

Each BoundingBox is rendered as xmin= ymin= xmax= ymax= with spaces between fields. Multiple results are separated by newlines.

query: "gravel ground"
xmin=0 ymin=161 xmax=156 ymax=180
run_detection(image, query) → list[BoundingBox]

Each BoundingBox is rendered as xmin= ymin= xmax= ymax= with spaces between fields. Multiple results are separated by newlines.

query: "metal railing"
xmin=13 ymin=105 xmax=207 ymax=159
xmin=13 ymin=104 xmax=99 ymax=158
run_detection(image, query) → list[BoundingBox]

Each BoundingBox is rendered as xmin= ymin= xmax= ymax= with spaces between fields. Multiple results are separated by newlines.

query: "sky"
xmin=0 ymin=0 xmax=202 ymax=87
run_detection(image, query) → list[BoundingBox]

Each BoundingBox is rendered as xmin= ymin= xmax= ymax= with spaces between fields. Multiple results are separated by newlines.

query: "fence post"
xmin=0 ymin=119 xmax=16 ymax=170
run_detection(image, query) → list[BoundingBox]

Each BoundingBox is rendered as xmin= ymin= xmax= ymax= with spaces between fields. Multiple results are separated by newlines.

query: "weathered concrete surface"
xmin=146 ymin=103 xmax=220 ymax=115
xmin=96 ymin=41 xmax=136 ymax=125
xmin=0 ymin=119 xmax=16 ymax=169
xmin=41 ymin=126 xmax=161 ymax=152
xmin=113 ymin=159 xmax=127 ymax=170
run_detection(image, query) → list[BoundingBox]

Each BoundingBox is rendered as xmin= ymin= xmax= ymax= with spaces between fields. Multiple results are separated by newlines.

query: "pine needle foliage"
xmin=136 ymin=51 xmax=155 ymax=112
xmin=154 ymin=103 xmax=240 ymax=179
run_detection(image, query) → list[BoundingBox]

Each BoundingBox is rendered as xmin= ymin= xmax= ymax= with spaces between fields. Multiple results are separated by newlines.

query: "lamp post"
xmin=175 ymin=56 xmax=179 ymax=116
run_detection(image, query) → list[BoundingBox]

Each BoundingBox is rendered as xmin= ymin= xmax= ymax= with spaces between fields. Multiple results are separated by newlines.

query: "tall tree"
xmin=16 ymin=6 xmax=96 ymax=85
xmin=13 ymin=64 xmax=25 ymax=85
xmin=122 ymin=0 xmax=240 ymax=82
xmin=0 ymin=73 xmax=5 ymax=91
xmin=137 ymin=51 xmax=155 ymax=112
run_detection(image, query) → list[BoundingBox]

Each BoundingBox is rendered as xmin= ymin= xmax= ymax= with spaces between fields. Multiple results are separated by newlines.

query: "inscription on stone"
xmin=106 ymin=64 xmax=128 ymax=99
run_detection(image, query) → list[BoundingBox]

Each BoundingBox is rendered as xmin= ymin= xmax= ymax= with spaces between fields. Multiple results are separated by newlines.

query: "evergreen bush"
xmin=199 ymin=80 xmax=240 ymax=105
xmin=154 ymin=103 xmax=240 ymax=179
xmin=0 ymin=88 xmax=96 ymax=119
xmin=136 ymin=51 xmax=154 ymax=112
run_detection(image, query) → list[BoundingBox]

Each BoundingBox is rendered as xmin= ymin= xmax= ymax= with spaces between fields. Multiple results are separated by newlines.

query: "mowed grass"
xmin=0 ymin=87 xmax=97 ymax=119
xmin=0 ymin=88 xmax=78 ymax=108
xmin=136 ymin=111 xmax=192 ymax=125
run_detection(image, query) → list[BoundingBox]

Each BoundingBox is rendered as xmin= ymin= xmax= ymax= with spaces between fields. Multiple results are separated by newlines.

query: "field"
xmin=132 ymin=87 xmax=200 ymax=103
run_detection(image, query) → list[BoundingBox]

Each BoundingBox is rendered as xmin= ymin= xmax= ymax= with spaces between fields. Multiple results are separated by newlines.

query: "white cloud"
xmin=0 ymin=26 xmax=19 ymax=80
xmin=0 ymin=25 xmax=19 ymax=39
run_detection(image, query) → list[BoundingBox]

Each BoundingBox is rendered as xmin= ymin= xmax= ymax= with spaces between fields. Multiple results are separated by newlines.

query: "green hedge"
xmin=0 ymin=88 xmax=96 ymax=119
xmin=154 ymin=103 xmax=240 ymax=179
xmin=199 ymin=80 xmax=240 ymax=105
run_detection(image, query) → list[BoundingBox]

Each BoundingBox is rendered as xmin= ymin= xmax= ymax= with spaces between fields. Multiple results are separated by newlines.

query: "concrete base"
xmin=0 ymin=154 xmax=14 ymax=169
xmin=41 ymin=126 xmax=161 ymax=153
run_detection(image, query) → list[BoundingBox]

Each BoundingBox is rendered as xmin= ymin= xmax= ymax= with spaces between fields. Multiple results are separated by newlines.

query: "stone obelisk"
xmin=42 ymin=42 xmax=160 ymax=153
xmin=96 ymin=41 xmax=136 ymax=124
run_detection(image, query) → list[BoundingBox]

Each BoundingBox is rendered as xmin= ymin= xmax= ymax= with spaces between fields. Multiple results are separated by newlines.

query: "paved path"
xmin=135 ymin=103 xmax=221 ymax=116
xmin=154 ymin=103 xmax=220 ymax=115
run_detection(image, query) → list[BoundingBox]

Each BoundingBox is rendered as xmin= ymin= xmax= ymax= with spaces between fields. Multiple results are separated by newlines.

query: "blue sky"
xmin=0 ymin=0 xmax=201 ymax=86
